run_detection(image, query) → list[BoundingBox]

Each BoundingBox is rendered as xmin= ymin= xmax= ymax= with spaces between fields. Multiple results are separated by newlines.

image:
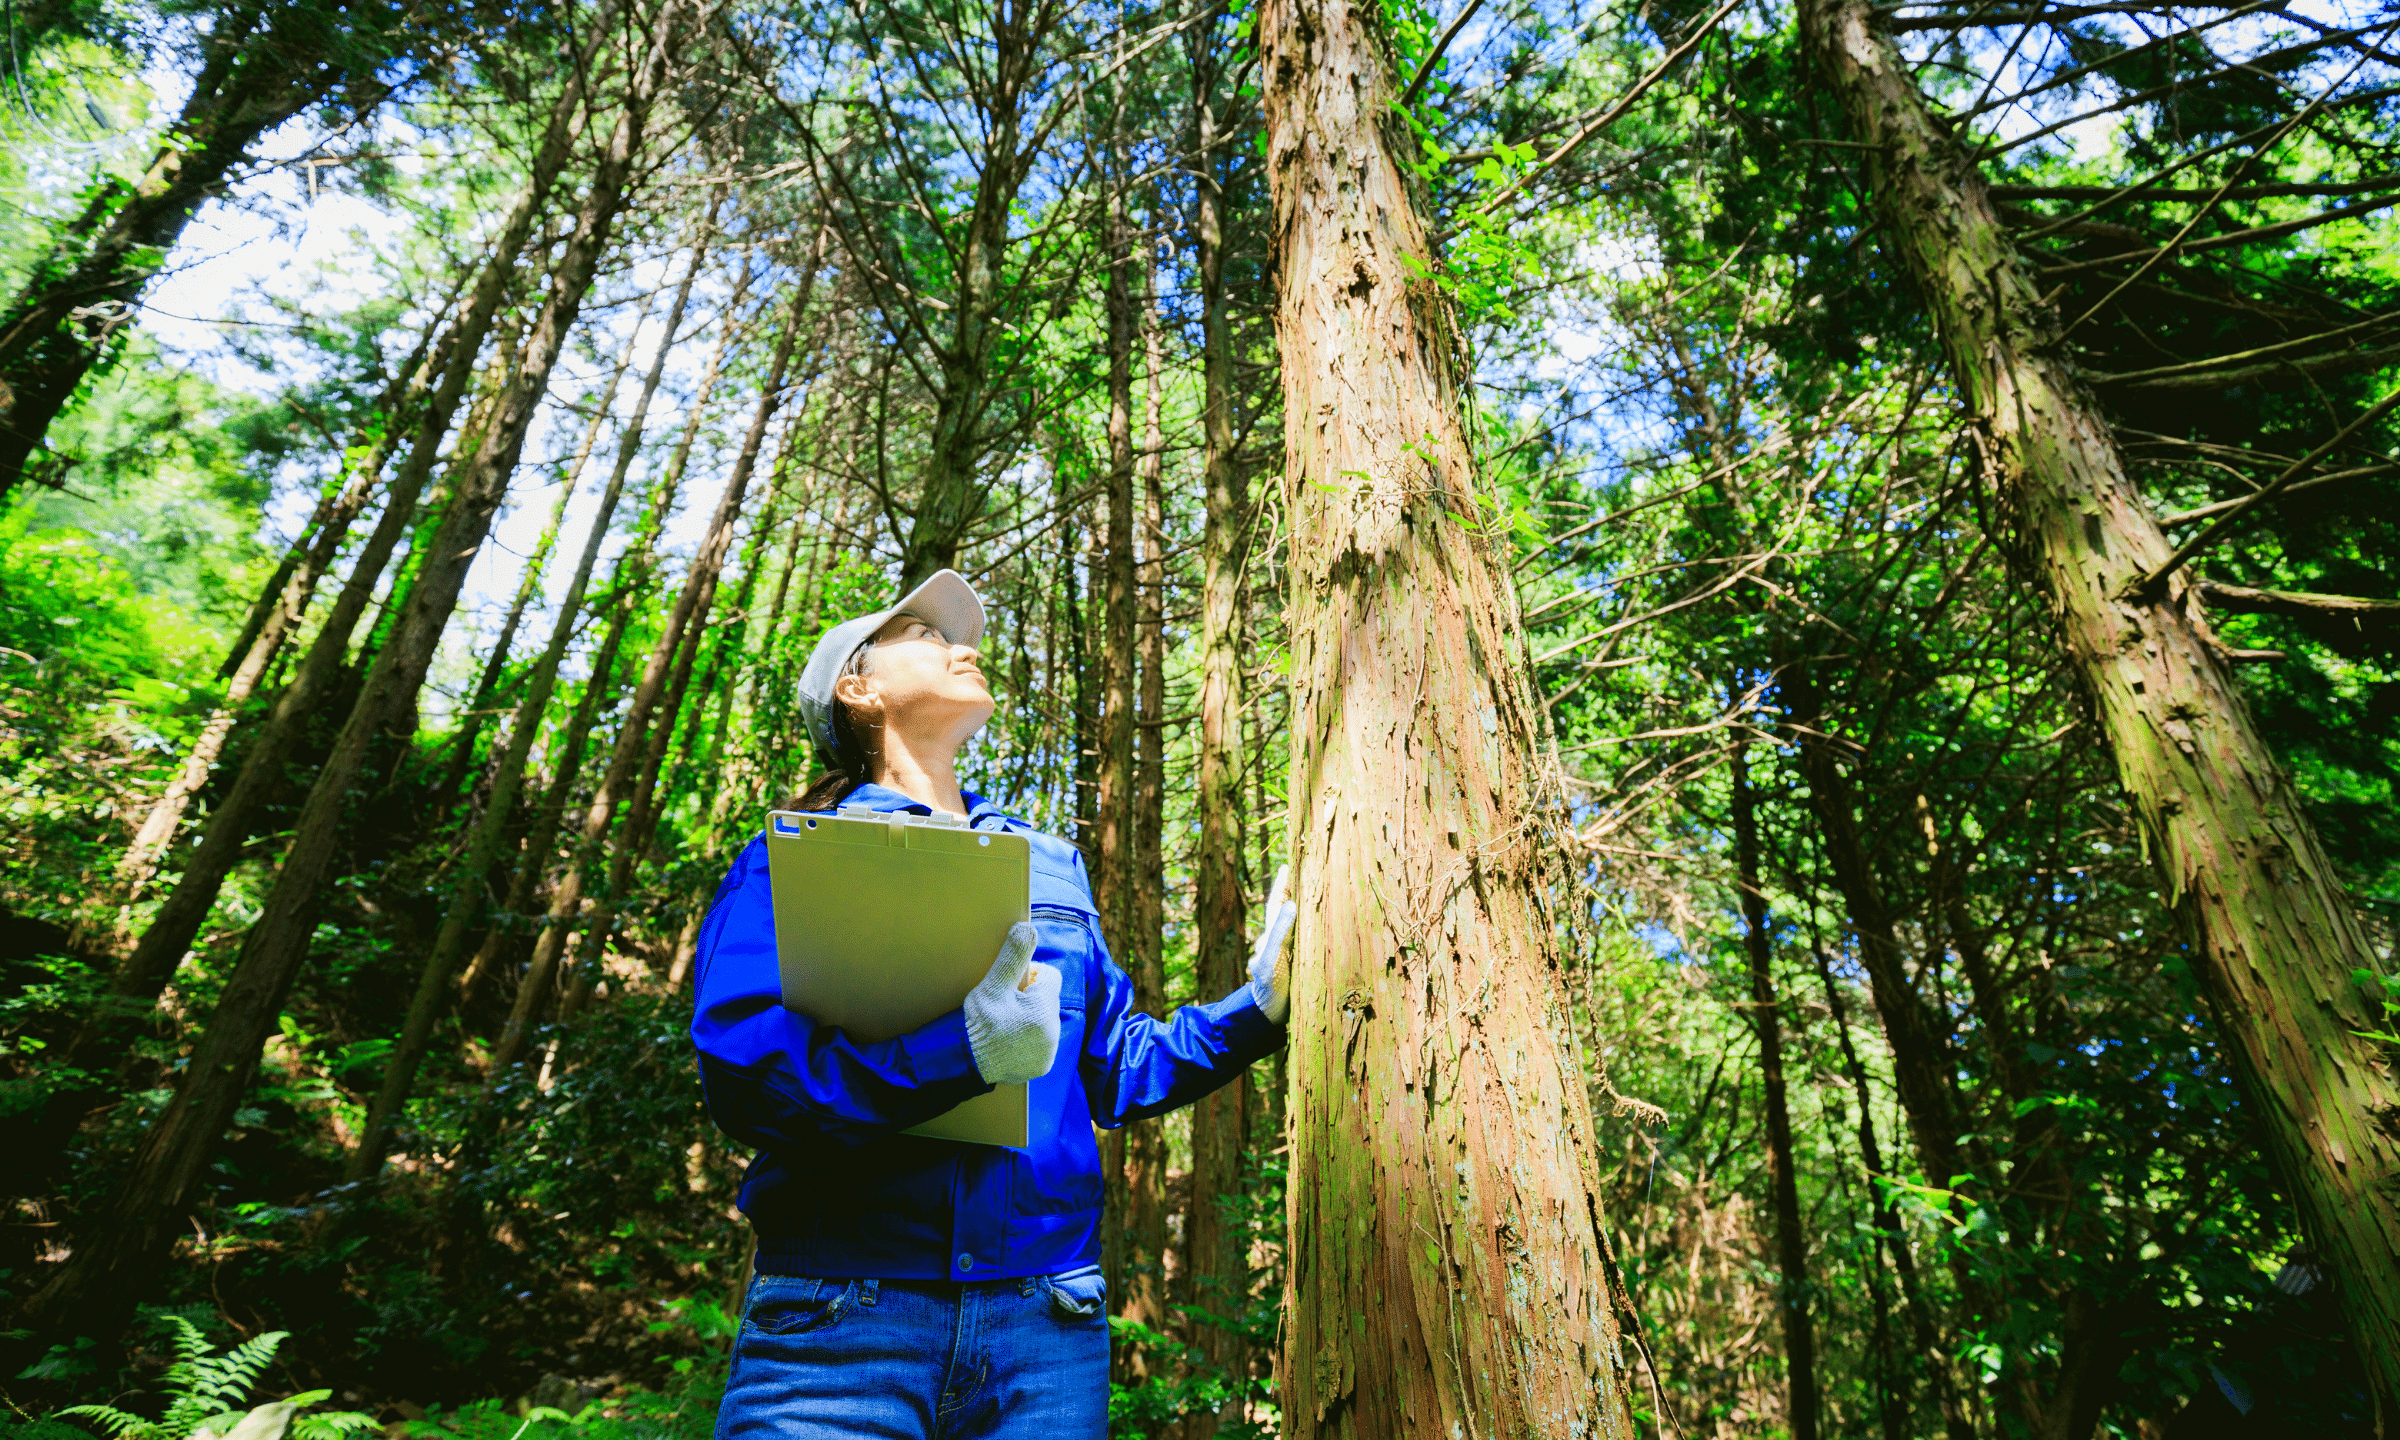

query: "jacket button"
xmin=957 ymin=1254 xmax=975 ymax=1271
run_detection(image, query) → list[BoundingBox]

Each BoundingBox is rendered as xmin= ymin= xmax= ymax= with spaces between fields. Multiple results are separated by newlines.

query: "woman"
xmin=691 ymin=567 xmax=1296 ymax=1440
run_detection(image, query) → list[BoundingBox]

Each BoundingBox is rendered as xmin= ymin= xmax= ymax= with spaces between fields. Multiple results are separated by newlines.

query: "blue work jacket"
xmin=690 ymin=781 xmax=1283 ymax=1281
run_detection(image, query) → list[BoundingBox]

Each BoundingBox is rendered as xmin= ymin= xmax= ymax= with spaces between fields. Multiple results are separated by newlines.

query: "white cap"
xmin=795 ymin=568 xmax=986 ymax=770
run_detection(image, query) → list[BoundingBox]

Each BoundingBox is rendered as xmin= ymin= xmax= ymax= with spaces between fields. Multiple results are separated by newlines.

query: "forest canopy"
xmin=0 ymin=0 xmax=2395 ymax=1431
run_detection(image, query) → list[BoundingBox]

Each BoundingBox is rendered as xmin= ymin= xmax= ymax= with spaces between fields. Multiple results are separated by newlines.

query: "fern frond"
xmin=58 ymin=1404 xmax=166 ymax=1440
xmin=158 ymin=1316 xmax=211 ymax=1368
xmin=151 ymin=1316 xmax=214 ymax=1419
xmin=290 ymin=1411 xmax=379 ymax=1440
xmin=190 ymin=1331 xmax=289 ymax=1411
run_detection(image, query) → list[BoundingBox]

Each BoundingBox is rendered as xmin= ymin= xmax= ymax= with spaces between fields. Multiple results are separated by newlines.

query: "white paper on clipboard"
xmin=762 ymin=807 xmax=1032 ymax=1147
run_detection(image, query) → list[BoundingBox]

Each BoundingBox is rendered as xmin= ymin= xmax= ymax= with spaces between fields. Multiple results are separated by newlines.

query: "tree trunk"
xmin=1807 ymin=936 xmax=1975 ymax=1440
xmin=1785 ymin=672 xmax=1967 ymax=1196
xmin=1183 ymin=19 xmax=1253 ymax=1409
xmin=568 ymin=583 xmax=710 ymax=1011
xmin=491 ymin=278 xmax=809 ymax=1076
xmin=18 ymin=0 xmax=683 ymax=1334
xmin=744 ymin=421 xmax=815 ymax=726
xmin=1257 ymin=0 xmax=1640 ymax=1428
xmin=1095 ymin=172 xmax=1141 ymax=1318
xmin=448 ymin=261 xmax=723 ymax=1016
xmin=1730 ymin=746 xmax=1818 ymax=1440
xmin=1 ymin=299 xmax=510 ymax=1196
xmin=108 ymin=283 xmax=465 ymax=904
xmin=689 ymin=481 xmax=780 ymax=821
xmin=888 ymin=16 xmax=1038 ymax=589
xmin=344 ymin=226 xmax=712 ymax=1181
xmin=433 ymin=376 xmax=617 ymax=806
xmin=472 ymin=259 xmax=750 ymax=1046
xmin=1799 ymin=0 xmax=2400 ymax=1394
xmin=457 ymin=605 xmax=630 ymax=1018
xmin=1070 ymin=490 xmax=1098 ymax=862
xmin=1115 ymin=230 xmax=1172 ymax=1365
xmin=698 ymin=334 xmax=820 ymax=829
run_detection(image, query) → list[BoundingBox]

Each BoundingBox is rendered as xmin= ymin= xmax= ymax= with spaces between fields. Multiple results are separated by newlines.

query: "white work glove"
xmin=1246 ymin=865 xmax=1300 ymax=1024
xmin=964 ymin=921 xmax=1060 ymax=1085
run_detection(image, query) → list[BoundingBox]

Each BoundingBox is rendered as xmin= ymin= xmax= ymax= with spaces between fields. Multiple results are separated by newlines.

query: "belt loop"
xmin=1019 ymin=1275 xmax=1038 ymax=1298
xmin=859 ymin=1278 xmax=879 ymax=1308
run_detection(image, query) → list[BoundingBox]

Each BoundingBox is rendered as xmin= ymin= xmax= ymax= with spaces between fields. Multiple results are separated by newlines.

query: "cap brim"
xmin=888 ymin=569 xmax=985 ymax=649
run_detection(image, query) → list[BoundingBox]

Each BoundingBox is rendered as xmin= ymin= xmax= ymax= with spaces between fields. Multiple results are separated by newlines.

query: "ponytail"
xmin=793 ymin=761 xmax=862 ymax=813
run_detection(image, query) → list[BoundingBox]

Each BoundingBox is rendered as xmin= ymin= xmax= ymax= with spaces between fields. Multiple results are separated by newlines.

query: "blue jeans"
xmin=715 ymin=1268 xmax=1110 ymax=1440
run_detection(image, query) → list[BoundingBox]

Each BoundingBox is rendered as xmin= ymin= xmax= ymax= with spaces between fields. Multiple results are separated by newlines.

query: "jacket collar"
xmin=839 ymin=781 xmax=1013 ymax=828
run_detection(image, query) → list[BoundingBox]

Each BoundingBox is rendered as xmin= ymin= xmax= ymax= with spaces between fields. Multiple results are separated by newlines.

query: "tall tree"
xmin=1094 ymin=157 xmax=1142 ymax=1313
xmin=1256 ymin=0 xmax=1641 ymax=1429
xmin=1729 ymin=745 xmax=1818 ymax=1440
xmin=1182 ymin=0 xmax=1257 ymax=1401
xmin=1119 ymin=227 xmax=1173 ymax=1360
xmin=490 ymin=272 xmax=813 ymax=1077
xmin=345 ymin=217 xmax=716 ymax=1181
xmin=1799 ymin=0 xmax=2400 ymax=1394
xmin=76 ymin=29 xmax=609 ymax=1040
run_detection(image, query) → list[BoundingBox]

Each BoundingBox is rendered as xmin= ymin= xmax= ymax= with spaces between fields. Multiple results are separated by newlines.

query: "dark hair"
xmin=791 ymin=640 xmax=878 ymax=811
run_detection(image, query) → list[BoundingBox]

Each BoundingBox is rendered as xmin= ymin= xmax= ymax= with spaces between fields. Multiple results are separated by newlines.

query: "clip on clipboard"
xmin=764 ymin=807 xmax=1033 ymax=1147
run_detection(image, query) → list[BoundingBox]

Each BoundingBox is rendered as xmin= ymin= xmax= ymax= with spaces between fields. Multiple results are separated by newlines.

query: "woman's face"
xmin=836 ymin=612 xmax=994 ymax=754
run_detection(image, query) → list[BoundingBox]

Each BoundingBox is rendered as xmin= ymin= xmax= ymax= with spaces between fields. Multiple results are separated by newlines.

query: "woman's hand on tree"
xmin=1247 ymin=866 xmax=1299 ymax=1024
xmin=964 ymin=921 xmax=1061 ymax=1084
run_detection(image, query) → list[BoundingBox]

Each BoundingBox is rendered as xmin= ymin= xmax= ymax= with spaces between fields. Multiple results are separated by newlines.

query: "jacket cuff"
xmin=1215 ymin=979 xmax=1287 ymax=1045
xmin=902 ymin=1007 xmax=983 ymax=1086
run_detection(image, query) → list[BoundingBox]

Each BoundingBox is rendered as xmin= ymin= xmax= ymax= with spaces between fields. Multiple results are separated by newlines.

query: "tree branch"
xmin=2196 ymin=577 xmax=2400 ymax=629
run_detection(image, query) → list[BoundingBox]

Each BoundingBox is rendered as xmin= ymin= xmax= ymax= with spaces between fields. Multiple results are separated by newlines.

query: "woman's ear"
xmin=833 ymin=670 xmax=881 ymax=718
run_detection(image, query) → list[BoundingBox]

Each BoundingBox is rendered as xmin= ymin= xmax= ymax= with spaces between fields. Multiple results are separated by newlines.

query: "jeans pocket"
xmin=1041 ymin=1263 xmax=1107 ymax=1321
xmin=743 ymin=1275 xmax=855 ymax=1337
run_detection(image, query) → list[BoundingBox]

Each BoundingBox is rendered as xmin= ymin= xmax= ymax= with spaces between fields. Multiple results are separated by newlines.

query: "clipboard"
xmin=763 ymin=806 xmax=1033 ymax=1147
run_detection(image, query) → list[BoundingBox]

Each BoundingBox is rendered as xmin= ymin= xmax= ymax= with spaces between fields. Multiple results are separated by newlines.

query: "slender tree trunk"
xmin=1730 ymin=746 xmax=1818 ymax=1440
xmin=1095 ymin=171 xmax=1141 ymax=1318
xmin=1802 ymin=0 xmax=2400 ymax=1395
xmin=458 ymin=608 xmax=630 ymax=1017
xmin=1113 ymin=235 xmax=1173 ymax=1363
xmin=0 ymin=299 xmax=525 ymax=1195
xmin=1183 ymin=23 xmax=1253 ymax=1408
xmin=798 ymin=486 xmax=852 ymax=640
xmin=690 ymin=495 xmax=776 ymax=819
xmin=697 ymin=368 xmax=816 ymax=828
xmin=434 ymin=373 xmax=622 ymax=806
xmin=1807 ymin=942 xmax=1974 ymax=1440
xmin=109 ymin=284 xmax=467 ymax=904
xmin=568 ymin=584 xmax=711 ymax=1011
xmin=345 ymin=239 xmax=708 ymax=1179
xmin=1785 ymin=673 xmax=1966 ymax=1196
xmin=469 ymin=259 xmax=751 ymax=1038
xmin=18 ymin=0 xmax=683 ymax=1335
xmin=1071 ymin=488 xmax=1098 ymax=863
xmin=491 ymin=278 xmax=810 ymax=1077
xmin=1257 ymin=0 xmax=1639 ymax=1428
xmin=447 ymin=222 xmax=716 ymax=1018
xmin=744 ymin=424 xmax=814 ymax=727
xmin=889 ymin=20 xmax=1038 ymax=588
